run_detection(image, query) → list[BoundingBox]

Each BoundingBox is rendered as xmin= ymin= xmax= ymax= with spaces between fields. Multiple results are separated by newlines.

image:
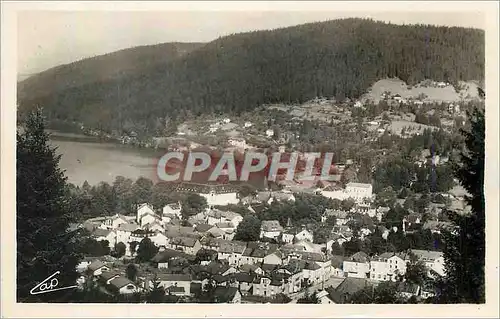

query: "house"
xmin=170 ymin=183 xmax=239 ymax=207
xmin=144 ymin=221 xmax=165 ymax=233
xmin=91 ymin=229 xmax=116 ymax=248
xmin=263 ymin=250 xmax=284 ymax=265
xmin=343 ymin=252 xmax=370 ymax=278
xmin=163 ymin=202 xmax=182 ymax=219
xmin=216 ymin=240 xmax=247 ymax=266
xmin=265 ymin=129 xmax=274 ymax=137
xmin=167 ymin=237 xmax=202 ymax=255
xmin=397 ymin=282 xmax=421 ymax=299
xmin=410 ymin=250 xmax=445 ymax=277
xmin=260 ymin=220 xmax=284 ymax=240
xmin=139 ymin=212 xmax=160 ymax=228
xmin=244 ymin=121 xmax=253 ymax=128
xmin=87 ymin=260 xmax=109 ymax=276
xmin=252 ymin=276 xmax=283 ymax=297
xmin=101 ymin=214 xmax=128 ymax=230
xmin=137 ymin=203 xmax=155 ymax=223
xmin=115 ymin=223 xmax=140 ymax=246
xmin=241 ymin=242 xmax=279 ymax=265
xmin=223 ymin=118 xmax=231 ymax=124
xmin=213 ymin=286 xmax=241 ymax=303
xmin=345 ymin=182 xmax=373 ymax=202
xmin=151 ymin=249 xmax=195 ymax=269
xmin=156 ymin=274 xmax=192 ymax=296
xmin=238 ymin=264 xmax=264 ymax=276
xmin=231 ymin=273 xmax=256 ymax=295
xmin=281 ymin=227 xmax=314 ymax=244
xmin=109 ymin=277 xmax=138 ymax=295
xmin=327 ymin=277 xmax=372 ymax=304
xmin=99 ymin=271 xmax=121 ymax=285
xmin=148 ymin=232 xmax=169 ymax=247
xmin=206 ymin=209 xmax=243 ymax=228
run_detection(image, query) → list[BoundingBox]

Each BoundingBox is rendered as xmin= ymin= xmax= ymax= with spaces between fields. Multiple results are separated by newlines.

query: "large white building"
xmin=171 ymin=183 xmax=239 ymax=207
xmin=320 ymin=182 xmax=373 ymax=203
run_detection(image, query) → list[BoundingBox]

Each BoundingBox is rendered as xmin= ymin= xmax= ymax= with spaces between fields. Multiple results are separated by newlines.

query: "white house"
xmin=265 ymin=129 xmax=274 ymax=138
xmin=155 ymin=274 xmax=192 ymax=296
xmin=345 ymin=183 xmax=373 ymax=202
xmin=109 ymin=277 xmax=138 ymax=294
xmin=343 ymin=252 xmax=370 ymax=278
xmin=282 ymin=228 xmax=314 ymax=244
xmin=317 ymin=290 xmax=335 ymax=304
xmin=244 ymin=121 xmax=253 ymax=128
xmin=411 ymin=249 xmax=445 ymax=277
xmin=92 ymin=229 xmax=116 ymax=248
xmin=163 ymin=202 xmax=182 ymax=219
xmin=137 ymin=203 xmax=155 ymax=223
xmin=87 ymin=260 xmax=110 ymax=276
xmin=223 ymin=118 xmax=231 ymax=124
xmin=198 ymin=186 xmax=239 ymax=207
xmin=260 ymin=220 xmax=284 ymax=240
xmin=101 ymin=214 xmax=128 ymax=230
xmin=140 ymin=212 xmax=160 ymax=228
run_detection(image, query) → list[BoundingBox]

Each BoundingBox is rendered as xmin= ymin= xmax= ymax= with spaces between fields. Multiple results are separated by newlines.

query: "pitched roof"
xmin=99 ymin=271 xmax=120 ymax=281
xmin=297 ymin=251 xmax=327 ymax=262
xmin=195 ymin=223 xmax=214 ymax=233
xmin=238 ymin=264 xmax=259 ymax=273
xmin=170 ymin=236 xmax=199 ymax=247
xmin=261 ymin=220 xmax=283 ymax=232
xmin=88 ymin=260 xmax=106 ymax=271
xmin=331 ymin=277 xmax=372 ymax=302
xmin=349 ymin=251 xmax=369 ymax=263
xmin=109 ymin=277 xmax=135 ymax=289
xmin=216 ymin=222 xmax=234 ymax=229
xmin=232 ymin=272 xmax=256 ymax=283
xmin=218 ymin=240 xmax=247 ymax=254
xmin=323 ymin=209 xmax=348 ymax=219
xmin=243 ymin=242 xmax=278 ymax=258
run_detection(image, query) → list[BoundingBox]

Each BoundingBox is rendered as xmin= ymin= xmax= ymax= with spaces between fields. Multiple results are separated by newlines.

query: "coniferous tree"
xmin=17 ymin=108 xmax=81 ymax=301
xmin=439 ymin=104 xmax=485 ymax=303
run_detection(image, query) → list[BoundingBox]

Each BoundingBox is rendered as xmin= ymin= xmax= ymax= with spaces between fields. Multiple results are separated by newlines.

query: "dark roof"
xmin=99 ymin=271 xmax=120 ymax=281
xmin=170 ymin=236 xmax=199 ymax=247
xmin=88 ymin=260 xmax=106 ymax=271
xmin=328 ymin=277 xmax=372 ymax=303
xmin=261 ymin=263 xmax=279 ymax=273
xmin=232 ymin=272 xmax=256 ymax=283
xmin=349 ymin=251 xmax=369 ymax=263
xmin=109 ymin=277 xmax=135 ymax=289
xmin=243 ymin=242 xmax=278 ymax=258
xmin=195 ymin=223 xmax=214 ymax=233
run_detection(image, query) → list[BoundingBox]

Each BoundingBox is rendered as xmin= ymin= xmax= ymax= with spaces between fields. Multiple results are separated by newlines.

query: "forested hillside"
xmin=18 ymin=42 xmax=205 ymax=100
xmin=18 ymin=18 xmax=484 ymax=136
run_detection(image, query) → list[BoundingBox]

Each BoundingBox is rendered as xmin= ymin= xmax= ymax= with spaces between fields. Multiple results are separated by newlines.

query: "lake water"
xmin=50 ymin=132 xmax=162 ymax=186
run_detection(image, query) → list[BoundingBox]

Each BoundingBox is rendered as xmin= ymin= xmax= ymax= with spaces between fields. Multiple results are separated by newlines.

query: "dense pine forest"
xmin=18 ymin=18 xmax=484 ymax=136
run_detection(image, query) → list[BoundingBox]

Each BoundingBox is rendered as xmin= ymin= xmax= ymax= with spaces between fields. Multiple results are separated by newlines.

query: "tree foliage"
xmin=440 ymin=106 xmax=485 ymax=303
xmin=16 ymin=108 xmax=81 ymax=301
xmin=234 ymin=215 xmax=262 ymax=242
